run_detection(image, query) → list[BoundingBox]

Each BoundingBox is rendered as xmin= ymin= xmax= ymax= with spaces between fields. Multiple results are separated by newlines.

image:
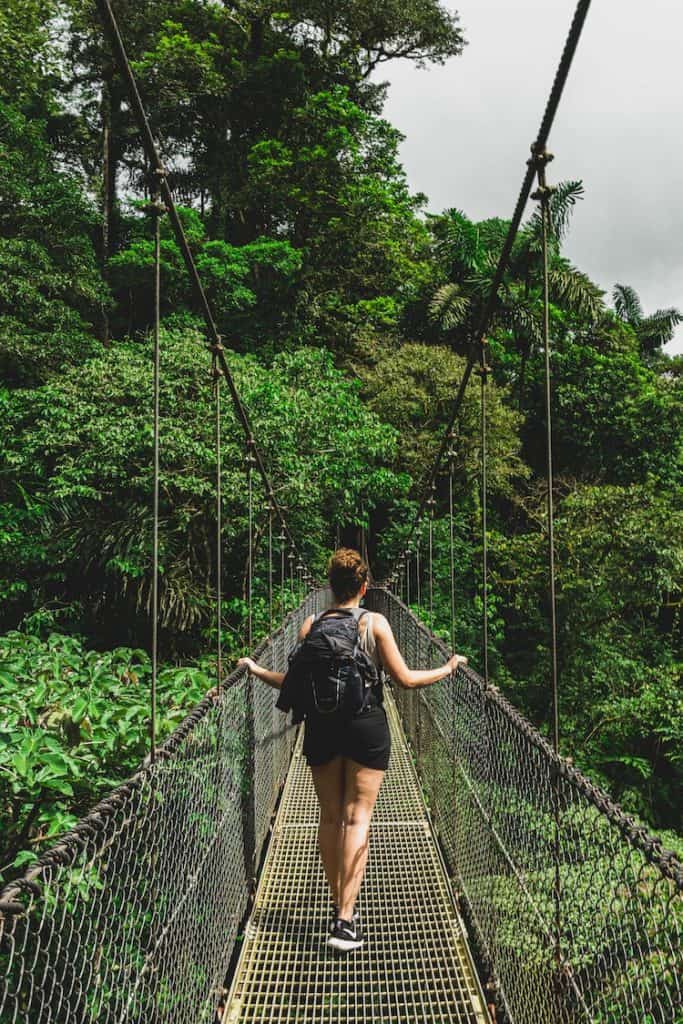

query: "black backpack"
xmin=276 ymin=609 xmax=380 ymax=722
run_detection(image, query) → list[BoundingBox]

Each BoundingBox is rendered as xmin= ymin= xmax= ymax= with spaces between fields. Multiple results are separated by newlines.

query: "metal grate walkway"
xmin=224 ymin=693 xmax=488 ymax=1023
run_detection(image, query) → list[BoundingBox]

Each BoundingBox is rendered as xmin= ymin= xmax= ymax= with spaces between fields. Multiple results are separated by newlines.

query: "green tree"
xmin=0 ymin=101 xmax=109 ymax=386
xmin=492 ymin=482 xmax=683 ymax=829
xmin=109 ymin=205 xmax=303 ymax=349
xmin=245 ymin=88 xmax=432 ymax=347
xmin=0 ymin=0 xmax=56 ymax=108
xmin=0 ymin=327 xmax=404 ymax=644
xmin=355 ymin=338 xmax=527 ymax=492
xmin=522 ymin=328 xmax=683 ymax=488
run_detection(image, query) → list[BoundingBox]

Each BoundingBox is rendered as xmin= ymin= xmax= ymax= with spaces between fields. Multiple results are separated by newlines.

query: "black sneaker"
xmin=329 ymin=906 xmax=358 ymax=935
xmin=327 ymin=916 xmax=363 ymax=952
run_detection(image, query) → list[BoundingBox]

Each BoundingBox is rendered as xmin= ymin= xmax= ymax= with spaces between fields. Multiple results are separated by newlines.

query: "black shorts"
xmin=303 ymin=705 xmax=391 ymax=771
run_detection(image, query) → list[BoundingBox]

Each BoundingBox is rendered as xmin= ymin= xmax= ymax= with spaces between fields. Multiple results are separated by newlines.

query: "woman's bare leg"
xmin=338 ymin=759 xmax=384 ymax=921
xmin=310 ymin=757 xmax=345 ymax=905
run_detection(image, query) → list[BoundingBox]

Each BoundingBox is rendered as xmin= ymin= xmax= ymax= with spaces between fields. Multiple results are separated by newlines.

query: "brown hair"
xmin=327 ymin=548 xmax=368 ymax=602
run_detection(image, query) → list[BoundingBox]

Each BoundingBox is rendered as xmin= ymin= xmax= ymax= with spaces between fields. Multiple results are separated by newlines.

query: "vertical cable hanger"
xmin=532 ymin=146 xmax=560 ymax=755
xmin=268 ymin=505 xmax=274 ymax=636
xmin=246 ymin=439 xmax=256 ymax=651
xmin=360 ymin=499 xmax=367 ymax=565
xmin=213 ymin=345 xmax=224 ymax=688
xmin=531 ymin=144 xmax=563 ymax=993
xmin=478 ymin=331 xmax=496 ymax=1006
xmin=149 ymin=187 xmax=163 ymax=761
xmin=479 ymin=341 xmax=491 ymax=686
xmin=427 ymin=487 xmax=436 ymax=632
xmin=447 ymin=432 xmax=457 ymax=653
xmin=278 ymin=527 xmax=286 ymax=618
xmin=416 ymin=530 xmax=422 ymax=612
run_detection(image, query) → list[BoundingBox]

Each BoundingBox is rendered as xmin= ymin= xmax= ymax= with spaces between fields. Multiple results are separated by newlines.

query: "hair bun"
xmin=327 ymin=548 xmax=368 ymax=601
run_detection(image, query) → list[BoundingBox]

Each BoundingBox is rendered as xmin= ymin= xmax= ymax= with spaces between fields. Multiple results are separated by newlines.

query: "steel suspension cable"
xmin=149 ymin=194 xmax=162 ymax=761
xmin=384 ymin=0 xmax=592 ymax=582
xmin=95 ymin=0 xmax=312 ymax=583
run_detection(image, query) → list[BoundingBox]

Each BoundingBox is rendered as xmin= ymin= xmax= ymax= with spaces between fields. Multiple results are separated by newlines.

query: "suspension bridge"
xmin=1 ymin=0 xmax=681 ymax=1022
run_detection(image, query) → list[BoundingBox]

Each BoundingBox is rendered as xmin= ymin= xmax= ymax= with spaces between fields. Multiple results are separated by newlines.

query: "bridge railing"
xmin=0 ymin=589 xmax=330 ymax=1024
xmin=368 ymin=586 xmax=682 ymax=1024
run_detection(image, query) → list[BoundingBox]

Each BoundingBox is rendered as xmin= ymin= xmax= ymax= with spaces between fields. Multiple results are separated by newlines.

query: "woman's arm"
xmin=373 ymin=613 xmax=467 ymax=688
xmin=237 ymin=658 xmax=285 ymax=690
xmin=236 ymin=614 xmax=316 ymax=690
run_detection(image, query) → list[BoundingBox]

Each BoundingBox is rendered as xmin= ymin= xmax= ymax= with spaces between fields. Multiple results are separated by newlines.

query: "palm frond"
xmin=638 ymin=307 xmax=683 ymax=352
xmin=549 ymin=264 xmax=605 ymax=320
xmin=549 ymin=180 xmax=585 ymax=242
xmin=613 ymin=283 xmax=644 ymax=325
xmin=432 ymin=208 xmax=482 ymax=275
xmin=497 ymin=300 xmax=544 ymax=349
xmin=428 ymin=283 xmax=470 ymax=330
xmin=528 ymin=180 xmax=584 ymax=244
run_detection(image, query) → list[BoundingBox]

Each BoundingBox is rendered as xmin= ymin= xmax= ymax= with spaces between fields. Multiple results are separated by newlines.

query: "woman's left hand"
xmin=238 ymin=657 xmax=257 ymax=674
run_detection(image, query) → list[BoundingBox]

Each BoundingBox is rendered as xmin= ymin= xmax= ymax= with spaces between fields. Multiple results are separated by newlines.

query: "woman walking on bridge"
xmin=239 ymin=548 xmax=466 ymax=952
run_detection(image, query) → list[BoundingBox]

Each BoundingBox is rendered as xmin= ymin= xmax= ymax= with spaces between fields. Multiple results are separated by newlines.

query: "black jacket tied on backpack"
xmin=276 ymin=608 xmax=381 ymax=724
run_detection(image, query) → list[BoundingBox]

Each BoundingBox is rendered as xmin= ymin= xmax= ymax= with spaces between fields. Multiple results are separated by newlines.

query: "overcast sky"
xmin=381 ymin=0 xmax=683 ymax=353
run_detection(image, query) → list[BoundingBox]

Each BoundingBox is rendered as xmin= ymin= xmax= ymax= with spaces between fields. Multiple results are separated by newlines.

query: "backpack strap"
xmin=318 ymin=607 xmax=356 ymax=619
xmin=318 ymin=607 xmax=367 ymax=620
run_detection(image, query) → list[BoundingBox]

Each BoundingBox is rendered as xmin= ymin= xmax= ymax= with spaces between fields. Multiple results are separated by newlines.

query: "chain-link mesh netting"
xmin=368 ymin=588 xmax=683 ymax=1024
xmin=0 ymin=589 xmax=330 ymax=1024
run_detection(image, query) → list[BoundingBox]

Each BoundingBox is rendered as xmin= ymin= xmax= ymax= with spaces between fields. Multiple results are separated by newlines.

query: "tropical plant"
xmin=613 ymin=283 xmax=682 ymax=358
xmin=0 ymin=624 xmax=213 ymax=881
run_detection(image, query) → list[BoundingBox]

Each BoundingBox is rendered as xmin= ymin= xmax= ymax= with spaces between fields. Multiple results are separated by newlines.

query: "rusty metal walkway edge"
xmin=224 ymin=693 xmax=488 ymax=1023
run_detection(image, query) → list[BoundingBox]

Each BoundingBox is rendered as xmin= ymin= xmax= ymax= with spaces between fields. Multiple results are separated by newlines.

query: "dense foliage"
xmin=0 ymin=621 xmax=213 ymax=882
xmin=0 ymin=0 xmax=680 ymax=879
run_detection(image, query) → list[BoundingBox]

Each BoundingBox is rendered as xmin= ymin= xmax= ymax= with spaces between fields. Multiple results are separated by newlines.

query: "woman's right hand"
xmin=238 ymin=657 xmax=257 ymax=674
xmin=446 ymin=654 xmax=467 ymax=675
